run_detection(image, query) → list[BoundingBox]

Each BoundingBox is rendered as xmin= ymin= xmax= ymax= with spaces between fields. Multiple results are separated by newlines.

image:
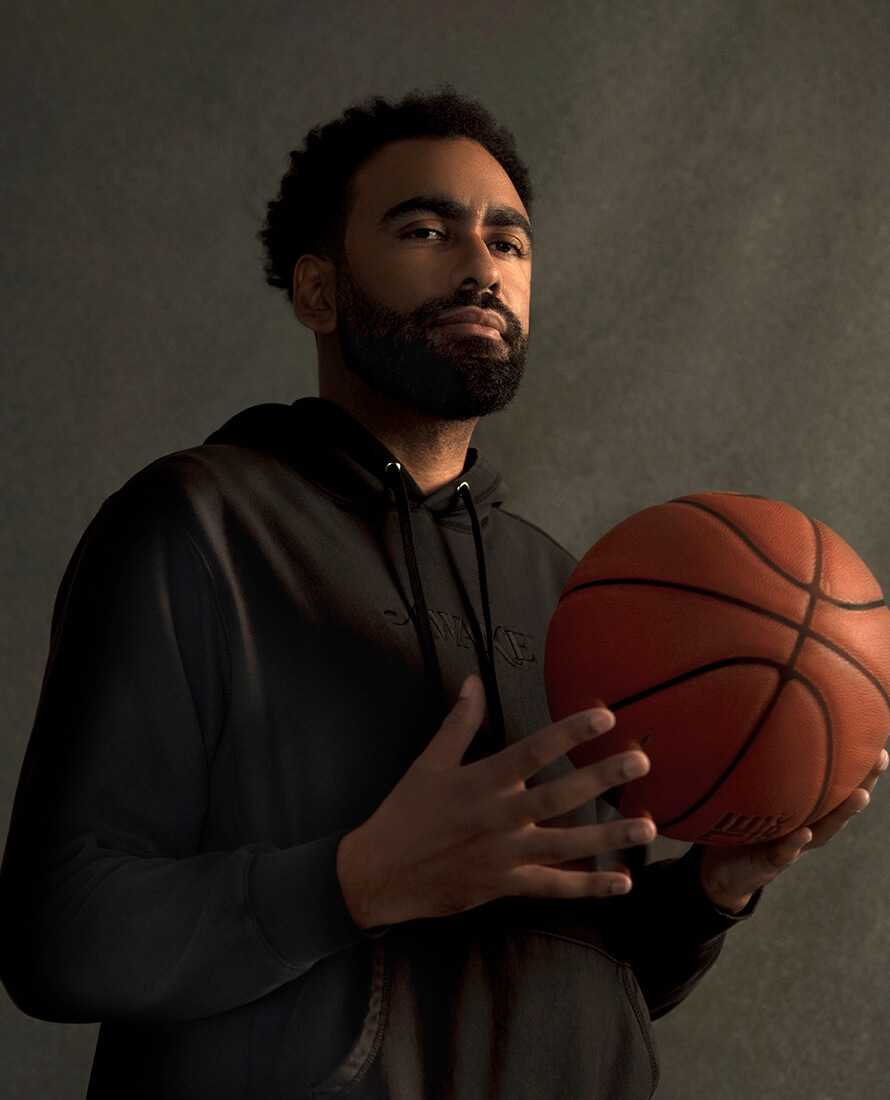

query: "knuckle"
xmin=604 ymin=823 xmax=630 ymax=853
xmin=595 ymin=761 xmax=621 ymax=794
xmin=532 ymin=833 xmax=562 ymax=864
xmin=532 ymin=784 xmax=563 ymax=821
xmin=577 ymin=711 xmax=606 ymax=743
xmin=608 ymin=751 xmax=647 ymax=785
xmin=624 ymin=818 xmax=654 ymax=844
xmin=584 ymin=872 xmax=612 ymax=897
xmin=520 ymin=735 xmax=551 ymax=774
xmin=573 ymin=711 xmax=599 ymax=739
xmin=488 ymin=790 xmax=522 ymax=832
xmin=503 ymin=865 xmax=535 ymax=898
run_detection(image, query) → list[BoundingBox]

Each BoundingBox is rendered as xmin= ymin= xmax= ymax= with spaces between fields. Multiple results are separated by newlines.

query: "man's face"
xmin=331 ymin=136 xmax=532 ymax=421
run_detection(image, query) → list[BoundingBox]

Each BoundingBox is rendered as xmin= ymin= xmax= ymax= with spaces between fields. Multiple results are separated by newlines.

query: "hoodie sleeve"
xmin=0 ymin=475 xmax=387 ymax=1027
xmin=586 ymin=840 xmax=763 ymax=1021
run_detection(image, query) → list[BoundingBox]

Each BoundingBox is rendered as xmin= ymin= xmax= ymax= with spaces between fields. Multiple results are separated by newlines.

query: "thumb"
xmin=419 ymin=673 xmax=487 ymax=770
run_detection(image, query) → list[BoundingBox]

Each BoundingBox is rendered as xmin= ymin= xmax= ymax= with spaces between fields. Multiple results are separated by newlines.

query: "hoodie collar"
xmin=204 ymin=395 xmax=508 ymax=524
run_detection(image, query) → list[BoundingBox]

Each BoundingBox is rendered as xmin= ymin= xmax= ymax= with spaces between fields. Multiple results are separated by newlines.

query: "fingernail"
xmin=880 ymin=751 xmax=888 ymax=772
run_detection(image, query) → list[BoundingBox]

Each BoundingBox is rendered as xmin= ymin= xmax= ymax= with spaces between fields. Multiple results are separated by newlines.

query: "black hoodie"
xmin=0 ymin=396 xmax=761 ymax=1100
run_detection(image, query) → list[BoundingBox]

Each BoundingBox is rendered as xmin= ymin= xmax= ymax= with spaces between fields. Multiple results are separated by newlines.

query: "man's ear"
xmin=292 ymin=254 xmax=337 ymax=336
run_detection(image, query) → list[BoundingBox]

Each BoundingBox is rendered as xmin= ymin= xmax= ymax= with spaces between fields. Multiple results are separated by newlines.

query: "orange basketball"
xmin=544 ymin=491 xmax=890 ymax=845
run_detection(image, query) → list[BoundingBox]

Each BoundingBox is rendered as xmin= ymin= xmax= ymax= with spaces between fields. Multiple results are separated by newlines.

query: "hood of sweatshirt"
xmin=204 ymin=395 xmax=510 ymax=751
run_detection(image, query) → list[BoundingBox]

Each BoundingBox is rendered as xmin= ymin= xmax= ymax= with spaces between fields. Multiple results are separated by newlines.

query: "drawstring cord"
xmin=382 ymin=461 xmax=506 ymax=751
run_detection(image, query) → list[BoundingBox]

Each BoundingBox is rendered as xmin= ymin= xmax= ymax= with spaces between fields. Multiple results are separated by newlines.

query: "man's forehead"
xmin=351 ymin=137 xmax=527 ymax=221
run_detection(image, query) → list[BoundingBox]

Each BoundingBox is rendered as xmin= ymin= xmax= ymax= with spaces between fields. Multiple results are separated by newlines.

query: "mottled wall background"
xmin=3 ymin=2 xmax=888 ymax=1096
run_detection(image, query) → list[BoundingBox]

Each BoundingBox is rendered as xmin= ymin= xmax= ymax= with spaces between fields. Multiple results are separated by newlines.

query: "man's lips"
xmin=431 ymin=322 xmax=502 ymax=340
xmin=430 ymin=307 xmax=506 ymax=334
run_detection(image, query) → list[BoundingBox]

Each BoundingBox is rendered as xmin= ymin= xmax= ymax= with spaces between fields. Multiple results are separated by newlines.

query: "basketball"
xmin=543 ymin=491 xmax=890 ymax=846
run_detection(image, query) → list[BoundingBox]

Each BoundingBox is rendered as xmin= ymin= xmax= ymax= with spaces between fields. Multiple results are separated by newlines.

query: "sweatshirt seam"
xmin=620 ymin=964 xmax=660 ymax=1092
xmin=496 ymin=507 xmax=579 ymax=567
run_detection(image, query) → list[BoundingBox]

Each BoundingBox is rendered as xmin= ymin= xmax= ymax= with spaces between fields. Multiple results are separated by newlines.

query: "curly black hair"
xmin=257 ymin=82 xmax=534 ymax=306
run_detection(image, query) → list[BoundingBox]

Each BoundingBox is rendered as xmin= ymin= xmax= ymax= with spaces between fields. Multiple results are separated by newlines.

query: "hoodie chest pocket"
xmin=294 ymin=906 xmax=659 ymax=1100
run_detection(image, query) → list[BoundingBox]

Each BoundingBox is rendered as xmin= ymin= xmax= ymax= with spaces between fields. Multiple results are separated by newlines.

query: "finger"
xmin=859 ymin=774 xmax=881 ymax=797
xmin=857 ymin=748 xmax=888 ymax=790
xmin=506 ymin=748 xmax=650 ymax=826
xmin=506 ymin=863 xmax=634 ymax=900
xmin=770 ymin=829 xmax=813 ymax=866
xmin=488 ymin=705 xmax=616 ymax=787
xmin=807 ymin=791 xmax=869 ymax=848
xmin=421 ymin=673 xmax=487 ymax=770
xmin=803 ymin=755 xmax=883 ymax=848
xmin=720 ymin=834 xmax=808 ymax=899
xmin=518 ymin=816 xmax=657 ymax=867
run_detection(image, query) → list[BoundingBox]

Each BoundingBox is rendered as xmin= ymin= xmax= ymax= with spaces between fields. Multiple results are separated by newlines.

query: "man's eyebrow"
xmin=377 ymin=193 xmax=533 ymax=245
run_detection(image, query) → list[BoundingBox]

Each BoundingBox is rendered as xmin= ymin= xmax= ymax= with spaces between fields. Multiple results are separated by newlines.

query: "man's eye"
xmin=404 ymin=227 xmax=446 ymax=241
xmin=401 ymin=228 xmax=526 ymax=256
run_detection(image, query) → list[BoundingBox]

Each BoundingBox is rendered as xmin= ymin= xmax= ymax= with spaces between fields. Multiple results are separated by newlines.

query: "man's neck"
xmin=317 ymin=376 xmax=478 ymax=497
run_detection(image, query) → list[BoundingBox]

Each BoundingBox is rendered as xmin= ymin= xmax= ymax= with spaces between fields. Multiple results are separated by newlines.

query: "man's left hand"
xmin=697 ymin=745 xmax=889 ymax=913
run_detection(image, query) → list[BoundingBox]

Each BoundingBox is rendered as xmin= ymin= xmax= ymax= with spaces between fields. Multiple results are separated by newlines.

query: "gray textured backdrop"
xmin=3 ymin=2 xmax=889 ymax=1097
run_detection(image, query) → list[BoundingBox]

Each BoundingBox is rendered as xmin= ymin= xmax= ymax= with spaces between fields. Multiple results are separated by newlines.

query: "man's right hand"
xmin=336 ymin=672 xmax=655 ymax=929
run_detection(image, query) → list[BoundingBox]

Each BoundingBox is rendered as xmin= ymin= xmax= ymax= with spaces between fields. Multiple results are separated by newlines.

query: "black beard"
xmin=333 ymin=262 xmax=529 ymax=421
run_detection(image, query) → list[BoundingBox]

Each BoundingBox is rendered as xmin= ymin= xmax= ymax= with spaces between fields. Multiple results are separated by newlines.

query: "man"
xmin=2 ymin=85 xmax=884 ymax=1100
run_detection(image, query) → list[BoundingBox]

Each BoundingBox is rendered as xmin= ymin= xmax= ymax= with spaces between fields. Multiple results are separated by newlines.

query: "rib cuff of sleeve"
xmin=248 ymin=829 xmax=391 ymax=973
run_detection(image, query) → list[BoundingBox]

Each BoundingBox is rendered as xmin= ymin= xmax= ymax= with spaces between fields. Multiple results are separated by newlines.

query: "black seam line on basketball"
xmin=668 ymin=497 xmax=836 ymax=600
xmin=670 ymin=497 xmax=885 ymax=607
xmin=786 ymin=514 xmax=822 ymax=675
xmin=611 ymin=658 xmax=782 ymax=828
xmin=806 ymin=519 xmax=834 ymax=824
xmin=652 ymin=662 xmax=839 ymax=830
xmin=656 ymin=518 xmax=827 ymax=830
xmin=557 ymin=579 xmax=890 ymax=710
xmin=559 ymin=576 xmax=884 ymax=614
